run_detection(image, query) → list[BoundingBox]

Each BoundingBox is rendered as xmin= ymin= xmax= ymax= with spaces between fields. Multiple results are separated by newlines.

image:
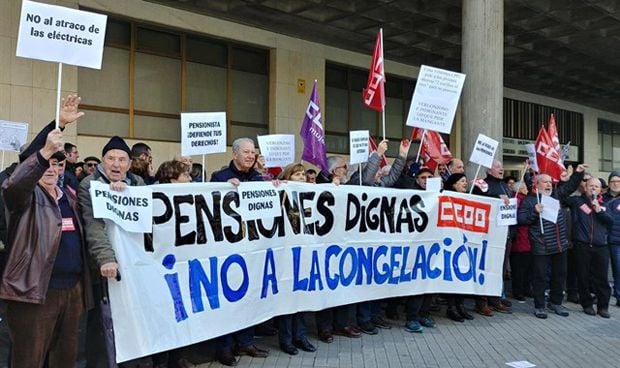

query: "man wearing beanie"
xmin=1 ymin=129 xmax=93 ymax=367
xmin=604 ymin=170 xmax=620 ymax=307
xmin=78 ymin=135 xmax=145 ymax=367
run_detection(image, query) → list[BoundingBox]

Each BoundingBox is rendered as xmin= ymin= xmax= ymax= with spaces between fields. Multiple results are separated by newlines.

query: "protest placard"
xmin=497 ymin=198 xmax=518 ymax=226
xmin=109 ymin=183 xmax=507 ymax=362
xmin=90 ymin=181 xmax=153 ymax=233
xmin=426 ymin=177 xmax=442 ymax=192
xmin=406 ymin=65 xmax=466 ymax=134
xmin=349 ymin=130 xmax=370 ymax=165
xmin=180 ymin=112 xmax=227 ymax=156
xmin=525 ymin=144 xmax=539 ymax=172
xmin=469 ymin=134 xmax=499 ymax=168
xmin=257 ymin=134 xmax=295 ymax=168
xmin=16 ymin=0 xmax=107 ymax=69
xmin=541 ymin=195 xmax=560 ymax=224
xmin=237 ymin=182 xmax=281 ymax=221
xmin=0 ymin=120 xmax=29 ymax=152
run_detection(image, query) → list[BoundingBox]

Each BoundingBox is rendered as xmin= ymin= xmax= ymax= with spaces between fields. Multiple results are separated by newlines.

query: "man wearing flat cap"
xmin=78 ymin=135 xmax=145 ymax=367
xmin=1 ymin=128 xmax=93 ymax=368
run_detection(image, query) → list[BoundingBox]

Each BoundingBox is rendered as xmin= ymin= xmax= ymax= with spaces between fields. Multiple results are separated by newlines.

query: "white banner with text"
xmin=108 ymin=183 xmax=507 ymax=362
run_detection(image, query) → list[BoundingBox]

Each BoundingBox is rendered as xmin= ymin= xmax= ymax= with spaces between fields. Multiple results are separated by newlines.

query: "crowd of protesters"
xmin=0 ymin=95 xmax=618 ymax=368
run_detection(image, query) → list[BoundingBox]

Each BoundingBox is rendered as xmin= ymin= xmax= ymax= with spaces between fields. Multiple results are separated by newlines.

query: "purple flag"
xmin=300 ymin=81 xmax=328 ymax=172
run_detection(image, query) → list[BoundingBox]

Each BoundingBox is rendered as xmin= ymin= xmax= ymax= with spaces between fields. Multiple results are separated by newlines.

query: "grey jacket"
xmin=78 ymin=165 xmax=145 ymax=268
xmin=348 ymin=153 xmax=406 ymax=188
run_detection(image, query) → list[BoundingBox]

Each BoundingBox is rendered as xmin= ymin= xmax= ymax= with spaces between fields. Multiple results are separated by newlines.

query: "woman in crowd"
xmin=277 ymin=163 xmax=317 ymax=355
xmin=156 ymin=160 xmax=193 ymax=184
xmin=511 ymin=180 xmax=533 ymax=301
xmin=442 ymin=173 xmax=475 ymax=322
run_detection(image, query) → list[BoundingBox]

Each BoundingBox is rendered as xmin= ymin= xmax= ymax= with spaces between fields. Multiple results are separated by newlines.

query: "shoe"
xmin=420 ymin=316 xmax=436 ymax=328
xmin=500 ymin=299 xmax=512 ymax=307
xmin=547 ymin=303 xmax=569 ymax=317
xmin=279 ymin=343 xmax=298 ymax=355
xmin=456 ymin=305 xmax=474 ymax=320
xmin=534 ymin=308 xmax=548 ymax=319
xmin=475 ymin=305 xmax=494 ymax=317
xmin=216 ymin=351 xmax=238 ymax=366
xmin=371 ymin=315 xmax=392 ymax=329
xmin=490 ymin=303 xmax=512 ymax=314
xmin=404 ymin=320 xmax=424 ymax=333
xmin=318 ymin=329 xmax=333 ymax=343
xmin=293 ymin=339 xmax=316 ymax=352
xmin=358 ymin=321 xmax=378 ymax=335
xmin=236 ymin=345 xmax=269 ymax=358
xmin=567 ymin=293 xmax=579 ymax=304
xmin=334 ymin=326 xmax=361 ymax=338
xmin=447 ymin=307 xmax=464 ymax=322
xmin=597 ymin=308 xmax=610 ymax=318
xmin=583 ymin=306 xmax=596 ymax=316
xmin=254 ymin=323 xmax=278 ymax=336
xmin=513 ymin=295 xmax=526 ymax=302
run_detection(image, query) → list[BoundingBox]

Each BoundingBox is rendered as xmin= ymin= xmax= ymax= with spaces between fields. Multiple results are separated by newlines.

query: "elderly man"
xmin=604 ymin=170 xmax=620 ymax=308
xmin=79 ymin=135 xmax=145 ymax=367
xmin=472 ymin=159 xmax=514 ymax=315
xmin=210 ymin=138 xmax=270 ymax=366
xmin=565 ymin=177 xmax=613 ymax=317
xmin=518 ymin=164 xmax=586 ymax=318
xmin=2 ymin=129 xmax=93 ymax=368
xmin=82 ymin=156 xmax=101 ymax=177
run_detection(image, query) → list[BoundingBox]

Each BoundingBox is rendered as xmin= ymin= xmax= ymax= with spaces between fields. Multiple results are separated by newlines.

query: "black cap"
xmin=102 ymin=136 xmax=131 ymax=158
xmin=83 ymin=156 xmax=101 ymax=164
xmin=418 ymin=166 xmax=434 ymax=176
xmin=609 ymin=170 xmax=620 ymax=183
xmin=445 ymin=173 xmax=467 ymax=190
xmin=50 ymin=151 xmax=66 ymax=161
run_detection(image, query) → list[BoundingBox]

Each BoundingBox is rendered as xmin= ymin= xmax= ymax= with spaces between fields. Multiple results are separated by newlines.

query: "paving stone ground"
xmin=1 ymin=296 xmax=619 ymax=367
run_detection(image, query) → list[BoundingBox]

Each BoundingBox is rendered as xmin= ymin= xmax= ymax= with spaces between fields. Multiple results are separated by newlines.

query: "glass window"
xmin=186 ymin=63 xmax=227 ymax=112
xmin=136 ymin=27 xmax=180 ymax=56
xmin=79 ymin=47 xmax=129 ymax=109
xmin=231 ymin=70 xmax=267 ymax=124
xmin=599 ymin=119 xmax=620 ymax=171
xmin=78 ymin=110 xmax=129 ymax=137
xmin=134 ymin=115 xmax=181 ymax=141
xmin=134 ymin=53 xmax=181 ymax=114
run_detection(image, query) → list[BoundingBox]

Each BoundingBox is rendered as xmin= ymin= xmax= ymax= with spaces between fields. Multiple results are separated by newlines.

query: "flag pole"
xmin=414 ymin=130 xmax=426 ymax=163
xmin=202 ymin=154 xmax=206 ymax=182
xmin=469 ymin=164 xmax=482 ymax=194
xmin=380 ymin=28 xmax=385 ymax=141
xmin=55 ymin=63 xmax=63 ymax=130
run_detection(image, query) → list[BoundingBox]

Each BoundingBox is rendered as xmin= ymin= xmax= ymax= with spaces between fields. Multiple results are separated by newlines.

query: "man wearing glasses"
xmin=82 ymin=156 xmax=101 ymax=177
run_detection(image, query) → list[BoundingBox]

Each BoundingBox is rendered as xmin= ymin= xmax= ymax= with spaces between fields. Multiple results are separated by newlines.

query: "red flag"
xmin=410 ymin=127 xmax=424 ymax=141
xmin=362 ymin=29 xmax=385 ymax=112
xmin=415 ymin=130 xmax=453 ymax=171
xmin=547 ymin=114 xmax=563 ymax=165
xmin=535 ymin=127 xmax=564 ymax=180
xmin=368 ymin=136 xmax=389 ymax=168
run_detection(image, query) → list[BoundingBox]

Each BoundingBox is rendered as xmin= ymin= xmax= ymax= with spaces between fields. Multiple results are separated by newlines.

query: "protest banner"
xmin=180 ymin=112 xmax=227 ymax=156
xmin=16 ymin=0 xmax=107 ymax=69
xmin=349 ymin=130 xmax=370 ymax=165
xmin=236 ymin=182 xmax=281 ymax=221
xmin=406 ymin=65 xmax=466 ymax=134
xmin=0 ymin=120 xmax=29 ymax=153
xmin=107 ymin=182 xmax=507 ymax=362
xmin=90 ymin=181 xmax=153 ymax=233
xmin=497 ymin=198 xmax=518 ymax=226
xmin=469 ymin=134 xmax=499 ymax=169
xmin=257 ymin=134 xmax=295 ymax=168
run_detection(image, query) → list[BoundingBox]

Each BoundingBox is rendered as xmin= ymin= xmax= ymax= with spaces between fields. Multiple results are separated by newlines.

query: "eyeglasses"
xmin=86 ymin=162 xmax=98 ymax=167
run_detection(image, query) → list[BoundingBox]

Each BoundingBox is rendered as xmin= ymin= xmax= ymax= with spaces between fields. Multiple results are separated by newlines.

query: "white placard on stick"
xmin=469 ymin=134 xmax=499 ymax=168
xmin=406 ymin=65 xmax=466 ymax=134
xmin=349 ymin=130 xmax=370 ymax=165
xmin=497 ymin=198 xmax=518 ymax=226
xmin=89 ymin=182 xmax=153 ymax=233
xmin=16 ymin=0 xmax=107 ymax=69
xmin=525 ymin=144 xmax=539 ymax=172
xmin=257 ymin=134 xmax=295 ymax=168
xmin=426 ymin=177 xmax=442 ymax=192
xmin=0 ymin=121 xmax=29 ymax=152
xmin=237 ymin=182 xmax=281 ymax=221
xmin=181 ymin=112 xmax=227 ymax=156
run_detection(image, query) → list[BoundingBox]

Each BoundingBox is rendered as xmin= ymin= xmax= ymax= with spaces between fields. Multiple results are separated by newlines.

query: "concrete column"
xmin=461 ymin=0 xmax=504 ymax=176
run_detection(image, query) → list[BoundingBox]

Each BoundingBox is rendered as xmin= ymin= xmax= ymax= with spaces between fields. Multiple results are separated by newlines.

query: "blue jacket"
xmin=210 ymin=161 xmax=264 ymax=183
xmin=604 ymin=194 xmax=620 ymax=245
xmin=565 ymin=195 xmax=613 ymax=247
